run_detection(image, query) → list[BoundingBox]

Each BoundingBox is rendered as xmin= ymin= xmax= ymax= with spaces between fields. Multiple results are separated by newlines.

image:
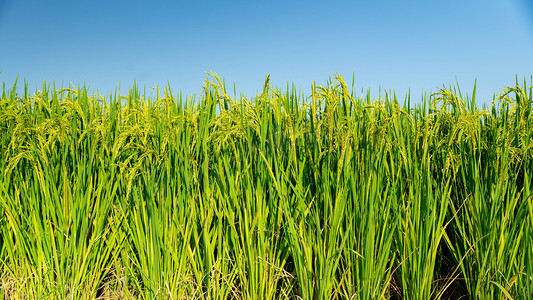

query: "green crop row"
xmin=0 ymin=73 xmax=532 ymax=299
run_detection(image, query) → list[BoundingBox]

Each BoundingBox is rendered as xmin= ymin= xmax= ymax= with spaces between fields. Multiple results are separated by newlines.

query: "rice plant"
xmin=0 ymin=74 xmax=531 ymax=299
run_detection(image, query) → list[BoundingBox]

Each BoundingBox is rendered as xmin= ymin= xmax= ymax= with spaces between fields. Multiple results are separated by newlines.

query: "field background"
xmin=0 ymin=74 xmax=532 ymax=299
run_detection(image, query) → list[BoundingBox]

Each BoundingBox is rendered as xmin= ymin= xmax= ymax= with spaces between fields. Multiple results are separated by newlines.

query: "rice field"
xmin=0 ymin=73 xmax=532 ymax=299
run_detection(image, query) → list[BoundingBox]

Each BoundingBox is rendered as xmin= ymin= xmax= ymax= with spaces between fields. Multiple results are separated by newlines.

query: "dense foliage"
xmin=1 ymin=74 xmax=532 ymax=299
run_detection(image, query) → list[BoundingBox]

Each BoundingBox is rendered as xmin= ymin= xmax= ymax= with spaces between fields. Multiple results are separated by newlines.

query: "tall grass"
xmin=0 ymin=74 xmax=531 ymax=299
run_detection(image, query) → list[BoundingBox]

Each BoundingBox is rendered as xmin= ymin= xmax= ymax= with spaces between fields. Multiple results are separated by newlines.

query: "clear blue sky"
xmin=1 ymin=0 xmax=532 ymax=105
